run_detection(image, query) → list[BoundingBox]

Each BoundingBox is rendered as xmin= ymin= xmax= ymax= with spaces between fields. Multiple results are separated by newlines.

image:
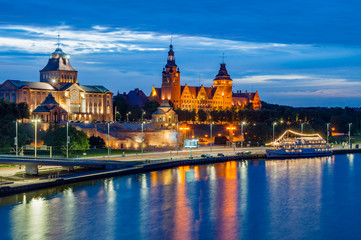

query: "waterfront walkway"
xmin=0 ymin=145 xmax=360 ymax=197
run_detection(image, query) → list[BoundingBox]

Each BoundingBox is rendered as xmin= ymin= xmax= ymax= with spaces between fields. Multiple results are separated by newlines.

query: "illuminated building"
xmin=150 ymin=44 xmax=262 ymax=111
xmin=0 ymin=46 xmax=113 ymax=122
xmin=152 ymin=100 xmax=178 ymax=128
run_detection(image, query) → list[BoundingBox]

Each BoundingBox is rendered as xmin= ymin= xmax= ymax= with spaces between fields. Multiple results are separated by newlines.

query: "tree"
xmin=88 ymin=135 xmax=105 ymax=148
xmin=197 ymin=109 xmax=207 ymax=122
xmin=144 ymin=100 xmax=160 ymax=119
xmin=43 ymin=125 xmax=89 ymax=155
xmin=0 ymin=100 xmax=30 ymax=153
xmin=113 ymin=95 xmax=129 ymax=121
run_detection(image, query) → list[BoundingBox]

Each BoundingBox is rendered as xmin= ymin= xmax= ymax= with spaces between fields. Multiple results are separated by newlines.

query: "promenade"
xmin=0 ymin=145 xmax=359 ymax=197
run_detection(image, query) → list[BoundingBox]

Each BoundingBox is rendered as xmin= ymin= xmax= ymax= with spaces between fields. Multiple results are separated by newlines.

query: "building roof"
xmin=59 ymin=83 xmax=75 ymax=91
xmin=32 ymin=106 xmax=50 ymax=113
xmin=33 ymin=93 xmax=67 ymax=113
xmin=152 ymin=100 xmax=174 ymax=115
xmin=205 ymin=87 xmax=217 ymax=99
xmin=40 ymin=48 xmax=77 ymax=72
xmin=214 ymin=63 xmax=232 ymax=81
xmin=232 ymin=91 xmax=256 ymax=100
xmin=181 ymin=85 xmax=215 ymax=99
xmin=80 ymin=85 xmax=110 ymax=93
xmin=6 ymin=80 xmax=55 ymax=90
xmin=166 ymin=44 xmax=177 ymax=67
xmin=119 ymin=88 xmax=149 ymax=107
xmin=42 ymin=93 xmax=58 ymax=105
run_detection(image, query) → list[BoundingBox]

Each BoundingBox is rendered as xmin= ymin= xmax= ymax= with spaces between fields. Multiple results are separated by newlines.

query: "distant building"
xmin=32 ymin=93 xmax=68 ymax=123
xmin=152 ymin=100 xmax=178 ymax=128
xmin=149 ymin=44 xmax=262 ymax=111
xmin=0 ymin=46 xmax=113 ymax=122
xmin=116 ymin=88 xmax=149 ymax=107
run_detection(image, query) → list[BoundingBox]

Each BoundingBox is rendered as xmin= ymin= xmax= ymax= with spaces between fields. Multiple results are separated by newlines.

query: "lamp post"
xmin=32 ymin=119 xmax=40 ymax=158
xmin=107 ymin=121 xmax=111 ymax=158
xmin=241 ymin=121 xmax=246 ymax=148
xmin=126 ymin=111 xmax=131 ymax=122
xmin=179 ymin=127 xmax=190 ymax=142
xmin=326 ymin=123 xmax=330 ymax=144
xmin=15 ymin=120 xmax=19 ymax=156
xmin=348 ymin=123 xmax=352 ymax=148
xmin=176 ymin=122 xmax=179 ymax=154
xmin=226 ymin=126 xmax=236 ymax=148
xmin=210 ymin=122 xmax=213 ymax=152
xmin=66 ymin=121 xmax=70 ymax=159
xmin=272 ymin=122 xmax=277 ymax=142
xmin=141 ymin=112 xmax=145 ymax=157
xmin=301 ymin=123 xmax=304 ymax=134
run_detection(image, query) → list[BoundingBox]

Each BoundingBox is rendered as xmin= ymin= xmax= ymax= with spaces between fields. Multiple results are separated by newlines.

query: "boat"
xmin=266 ymin=130 xmax=332 ymax=158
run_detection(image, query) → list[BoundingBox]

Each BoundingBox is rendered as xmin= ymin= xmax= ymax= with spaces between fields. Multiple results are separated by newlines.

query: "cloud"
xmin=277 ymin=89 xmax=361 ymax=98
xmin=0 ymin=24 xmax=303 ymax=55
xmin=234 ymin=74 xmax=361 ymax=87
xmin=233 ymin=75 xmax=311 ymax=84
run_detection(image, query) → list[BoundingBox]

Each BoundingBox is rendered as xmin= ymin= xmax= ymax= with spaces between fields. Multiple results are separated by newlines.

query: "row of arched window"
xmin=42 ymin=73 xmax=76 ymax=82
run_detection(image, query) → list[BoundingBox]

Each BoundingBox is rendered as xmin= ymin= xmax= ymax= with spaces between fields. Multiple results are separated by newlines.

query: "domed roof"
xmin=50 ymin=47 xmax=69 ymax=59
xmin=214 ymin=63 xmax=232 ymax=81
xmin=40 ymin=47 xmax=76 ymax=72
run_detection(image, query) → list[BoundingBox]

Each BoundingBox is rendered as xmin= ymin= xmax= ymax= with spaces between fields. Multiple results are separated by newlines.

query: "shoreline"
xmin=0 ymin=149 xmax=360 ymax=197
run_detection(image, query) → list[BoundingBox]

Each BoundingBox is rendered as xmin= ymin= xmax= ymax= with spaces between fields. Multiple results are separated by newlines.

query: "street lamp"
xmin=301 ymin=123 xmax=304 ymax=134
xmin=126 ymin=111 xmax=131 ymax=122
xmin=66 ymin=121 xmax=70 ymax=159
xmin=210 ymin=122 xmax=213 ymax=152
xmin=179 ymin=126 xmax=190 ymax=141
xmin=226 ymin=126 xmax=236 ymax=148
xmin=141 ymin=112 xmax=145 ymax=157
xmin=348 ymin=123 xmax=352 ymax=148
xmin=272 ymin=122 xmax=277 ymax=142
xmin=14 ymin=120 xmax=20 ymax=156
xmin=326 ymin=123 xmax=330 ymax=144
xmin=107 ymin=121 xmax=112 ymax=158
xmin=31 ymin=119 xmax=41 ymax=158
xmin=241 ymin=121 xmax=246 ymax=148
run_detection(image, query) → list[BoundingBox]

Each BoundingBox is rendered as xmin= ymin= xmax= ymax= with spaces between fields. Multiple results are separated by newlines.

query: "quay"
xmin=0 ymin=148 xmax=360 ymax=197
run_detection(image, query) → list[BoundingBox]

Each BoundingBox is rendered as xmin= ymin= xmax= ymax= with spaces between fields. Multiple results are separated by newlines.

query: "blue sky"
xmin=0 ymin=0 xmax=361 ymax=107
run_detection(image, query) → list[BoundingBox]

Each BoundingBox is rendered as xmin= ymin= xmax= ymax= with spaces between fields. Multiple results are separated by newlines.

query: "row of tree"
xmin=113 ymin=95 xmax=160 ymax=122
xmin=0 ymin=101 xmax=30 ymax=152
xmin=112 ymin=96 xmax=361 ymax=136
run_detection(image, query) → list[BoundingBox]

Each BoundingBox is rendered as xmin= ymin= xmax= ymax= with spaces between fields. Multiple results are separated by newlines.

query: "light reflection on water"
xmin=1 ymin=154 xmax=361 ymax=239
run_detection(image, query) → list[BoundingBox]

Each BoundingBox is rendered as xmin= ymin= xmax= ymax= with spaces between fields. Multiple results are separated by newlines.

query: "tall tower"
xmin=40 ymin=44 xmax=78 ymax=89
xmin=161 ymin=44 xmax=181 ymax=108
xmin=213 ymin=63 xmax=233 ymax=108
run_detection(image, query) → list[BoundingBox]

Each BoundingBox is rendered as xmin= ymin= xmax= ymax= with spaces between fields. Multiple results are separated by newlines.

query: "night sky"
xmin=0 ymin=0 xmax=361 ymax=107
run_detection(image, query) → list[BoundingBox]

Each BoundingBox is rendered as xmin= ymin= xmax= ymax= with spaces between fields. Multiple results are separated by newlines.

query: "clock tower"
xmin=161 ymin=44 xmax=181 ymax=108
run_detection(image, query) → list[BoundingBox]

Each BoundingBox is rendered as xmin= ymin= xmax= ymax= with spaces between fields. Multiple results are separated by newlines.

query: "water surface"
xmin=1 ymin=154 xmax=361 ymax=240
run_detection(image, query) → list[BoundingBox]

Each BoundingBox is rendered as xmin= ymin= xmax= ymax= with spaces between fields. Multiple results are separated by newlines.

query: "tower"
xmin=40 ymin=39 xmax=78 ymax=89
xmin=161 ymin=44 xmax=181 ymax=108
xmin=213 ymin=63 xmax=233 ymax=108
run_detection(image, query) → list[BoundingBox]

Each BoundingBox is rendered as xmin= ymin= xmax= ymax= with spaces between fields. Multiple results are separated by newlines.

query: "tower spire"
xmin=57 ymin=33 xmax=60 ymax=48
xmin=221 ymin=52 xmax=225 ymax=64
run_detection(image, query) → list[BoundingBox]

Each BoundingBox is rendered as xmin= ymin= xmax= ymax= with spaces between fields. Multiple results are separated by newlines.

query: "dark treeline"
xmin=113 ymin=95 xmax=160 ymax=122
xmin=0 ymin=100 xmax=30 ymax=150
xmin=175 ymin=102 xmax=361 ymax=143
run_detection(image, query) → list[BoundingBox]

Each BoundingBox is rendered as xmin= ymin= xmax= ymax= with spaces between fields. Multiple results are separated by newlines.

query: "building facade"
xmin=150 ymin=45 xmax=262 ymax=111
xmin=152 ymin=100 xmax=178 ymax=128
xmin=0 ymin=47 xmax=113 ymax=122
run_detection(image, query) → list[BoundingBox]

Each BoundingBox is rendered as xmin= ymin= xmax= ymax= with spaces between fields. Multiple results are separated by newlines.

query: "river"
xmin=1 ymin=154 xmax=361 ymax=240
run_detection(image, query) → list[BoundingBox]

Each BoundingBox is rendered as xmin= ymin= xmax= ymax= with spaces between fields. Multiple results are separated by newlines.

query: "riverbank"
xmin=1 ymin=149 xmax=361 ymax=197
xmin=0 ymin=153 xmax=265 ymax=197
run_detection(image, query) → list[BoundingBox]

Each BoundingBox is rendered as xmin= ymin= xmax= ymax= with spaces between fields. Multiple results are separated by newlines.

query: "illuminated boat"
xmin=266 ymin=130 xmax=332 ymax=158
